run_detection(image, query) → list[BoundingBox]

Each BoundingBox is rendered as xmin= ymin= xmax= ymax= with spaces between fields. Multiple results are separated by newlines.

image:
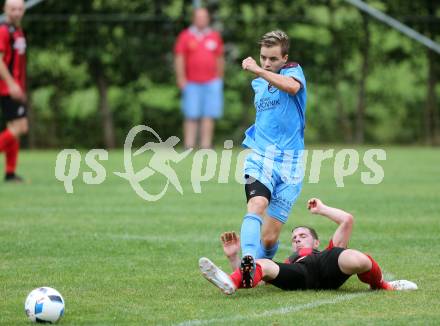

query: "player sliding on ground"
xmin=199 ymin=198 xmax=417 ymax=294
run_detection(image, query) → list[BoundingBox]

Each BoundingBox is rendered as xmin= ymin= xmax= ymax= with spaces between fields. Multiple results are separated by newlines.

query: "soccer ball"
xmin=24 ymin=287 xmax=65 ymax=323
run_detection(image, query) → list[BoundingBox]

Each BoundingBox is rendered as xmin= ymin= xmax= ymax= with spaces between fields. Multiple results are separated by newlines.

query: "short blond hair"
xmin=258 ymin=30 xmax=290 ymax=56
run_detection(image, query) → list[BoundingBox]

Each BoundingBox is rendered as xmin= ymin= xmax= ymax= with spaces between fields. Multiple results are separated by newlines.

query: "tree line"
xmin=22 ymin=0 xmax=439 ymax=148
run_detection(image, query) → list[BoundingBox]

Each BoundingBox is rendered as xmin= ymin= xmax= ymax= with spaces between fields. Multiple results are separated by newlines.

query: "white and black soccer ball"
xmin=24 ymin=287 xmax=65 ymax=323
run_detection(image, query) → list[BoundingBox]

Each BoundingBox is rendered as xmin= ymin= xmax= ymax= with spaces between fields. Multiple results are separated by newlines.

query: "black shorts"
xmin=269 ymin=247 xmax=351 ymax=290
xmin=1 ymin=96 xmax=27 ymax=122
xmin=244 ymin=175 xmax=271 ymax=202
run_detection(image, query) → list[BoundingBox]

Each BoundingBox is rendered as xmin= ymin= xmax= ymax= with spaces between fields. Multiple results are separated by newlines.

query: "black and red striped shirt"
xmin=0 ymin=24 xmax=26 ymax=96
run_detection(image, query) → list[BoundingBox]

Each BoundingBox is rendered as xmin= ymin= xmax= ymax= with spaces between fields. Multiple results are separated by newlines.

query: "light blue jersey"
xmin=240 ymin=62 xmax=307 ymax=261
xmin=242 ymin=63 xmax=307 ymax=161
xmin=241 ymin=62 xmax=307 ymax=224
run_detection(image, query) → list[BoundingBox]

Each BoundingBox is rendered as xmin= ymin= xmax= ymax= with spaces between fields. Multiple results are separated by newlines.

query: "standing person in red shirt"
xmin=0 ymin=0 xmax=27 ymax=182
xmin=174 ymin=7 xmax=224 ymax=149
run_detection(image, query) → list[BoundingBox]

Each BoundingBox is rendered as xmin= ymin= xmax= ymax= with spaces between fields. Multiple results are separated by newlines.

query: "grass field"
xmin=1 ymin=147 xmax=439 ymax=325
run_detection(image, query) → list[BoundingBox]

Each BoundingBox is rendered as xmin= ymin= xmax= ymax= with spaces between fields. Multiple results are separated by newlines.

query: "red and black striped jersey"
xmin=0 ymin=24 xmax=26 ymax=96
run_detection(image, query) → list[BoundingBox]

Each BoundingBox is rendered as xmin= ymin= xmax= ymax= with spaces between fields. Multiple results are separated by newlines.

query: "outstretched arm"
xmin=307 ymin=198 xmax=353 ymax=248
xmin=221 ymin=231 xmax=241 ymax=271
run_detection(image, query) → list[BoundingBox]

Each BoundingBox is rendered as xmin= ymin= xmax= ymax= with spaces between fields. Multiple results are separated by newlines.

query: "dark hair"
xmin=292 ymin=226 xmax=319 ymax=240
xmin=258 ymin=30 xmax=290 ymax=56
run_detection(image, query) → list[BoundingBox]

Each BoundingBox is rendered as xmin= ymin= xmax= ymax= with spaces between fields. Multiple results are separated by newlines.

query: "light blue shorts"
xmin=244 ymin=152 xmax=304 ymax=224
xmin=182 ymin=78 xmax=223 ymax=119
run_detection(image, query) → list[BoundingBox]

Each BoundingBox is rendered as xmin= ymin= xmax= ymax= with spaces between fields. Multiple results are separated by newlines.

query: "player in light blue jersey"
xmin=238 ymin=30 xmax=307 ymax=288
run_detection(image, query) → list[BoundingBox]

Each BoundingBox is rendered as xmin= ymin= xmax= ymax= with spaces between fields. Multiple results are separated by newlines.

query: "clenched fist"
xmin=242 ymin=57 xmax=262 ymax=75
xmin=307 ymin=198 xmax=325 ymax=214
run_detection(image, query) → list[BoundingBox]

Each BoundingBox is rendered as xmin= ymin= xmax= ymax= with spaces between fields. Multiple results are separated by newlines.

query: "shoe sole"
xmin=199 ymin=257 xmax=235 ymax=295
xmin=240 ymin=255 xmax=255 ymax=288
xmin=388 ymin=280 xmax=418 ymax=291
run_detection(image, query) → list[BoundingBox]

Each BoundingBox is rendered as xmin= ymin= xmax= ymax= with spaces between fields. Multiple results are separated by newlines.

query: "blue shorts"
xmin=181 ymin=78 xmax=223 ymax=119
xmin=244 ymin=152 xmax=304 ymax=224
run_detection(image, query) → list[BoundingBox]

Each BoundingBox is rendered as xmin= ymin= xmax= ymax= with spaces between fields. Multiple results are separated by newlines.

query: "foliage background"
xmin=23 ymin=0 xmax=440 ymax=148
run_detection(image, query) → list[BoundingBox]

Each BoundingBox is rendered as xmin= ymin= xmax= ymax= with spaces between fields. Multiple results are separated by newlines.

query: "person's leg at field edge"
xmin=200 ymin=117 xmax=214 ymax=149
xmin=200 ymin=78 xmax=223 ymax=149
xmin=182 ymin=82 xmax=201 ymax=149
xmin=0 ymin=116 xmax=28 ymax=181
xmin=183 ymin=119 xmax=198 ymax=149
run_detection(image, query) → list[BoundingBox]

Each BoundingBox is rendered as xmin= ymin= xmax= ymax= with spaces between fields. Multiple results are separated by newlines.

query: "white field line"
xmin=173 ymin=292 xmax=368 ymax=326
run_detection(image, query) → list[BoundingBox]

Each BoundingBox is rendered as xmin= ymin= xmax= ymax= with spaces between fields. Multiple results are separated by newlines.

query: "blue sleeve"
xmin=282 ymin=66 xmax=306 ymax=89
xmin=251 ymin=77 xmax=264 ymax=93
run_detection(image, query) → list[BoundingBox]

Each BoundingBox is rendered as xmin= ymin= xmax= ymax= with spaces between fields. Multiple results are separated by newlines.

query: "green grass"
xmin=1 ymin=147 xmax=440 ymax=325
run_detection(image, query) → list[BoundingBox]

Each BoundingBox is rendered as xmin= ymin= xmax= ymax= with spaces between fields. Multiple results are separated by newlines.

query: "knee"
xmin=352 ymin=255 xmax=371 ymax=272
xmin=261 ymin=233 xmax=278 ymax=249
xmin=19 ymin=119 xmax=29 ymax=135
xmin=357 ymin=254 xmax=373 ymax=273
xmin=7 ymin=124 xmax=19 ymax=137
xmin=256 ymin=258 xmax=279 ymax=280
xmin=247 ymin=196 xmax=268 ymax=216
xmin=8 ymin=119 xmax=28 ymax=136
xmin=339 ymin=250 xmax=372 ymax=275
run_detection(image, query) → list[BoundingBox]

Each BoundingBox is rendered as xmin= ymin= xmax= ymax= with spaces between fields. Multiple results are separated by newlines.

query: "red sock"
xmin=230 ymin=269 xmax=243 ymax=288
xmin=357 ymin=254 xmax=391 ymax=290
xmin=230 ymin=263 xmax=263 ymax=289
xmin=0 ymin=129 xmax=15 ymax=152
xmin=5 ymin=136 xmax=19 ymax=174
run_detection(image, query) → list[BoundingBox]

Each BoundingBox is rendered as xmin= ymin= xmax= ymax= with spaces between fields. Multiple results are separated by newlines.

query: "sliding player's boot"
xmin=199 ymin=257 xmax=236 ymax=295
xmin=5 ymin=173 xmax=24 ymax=183
xmin=388 ymin=280 xmax=418 ymax=291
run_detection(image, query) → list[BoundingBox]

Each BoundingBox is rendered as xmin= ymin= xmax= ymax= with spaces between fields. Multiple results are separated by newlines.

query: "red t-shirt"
xmin=0 ymin=24 xmax=26 ymax=96
xmin=174 ymin=27 xmax=223 ymax=83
